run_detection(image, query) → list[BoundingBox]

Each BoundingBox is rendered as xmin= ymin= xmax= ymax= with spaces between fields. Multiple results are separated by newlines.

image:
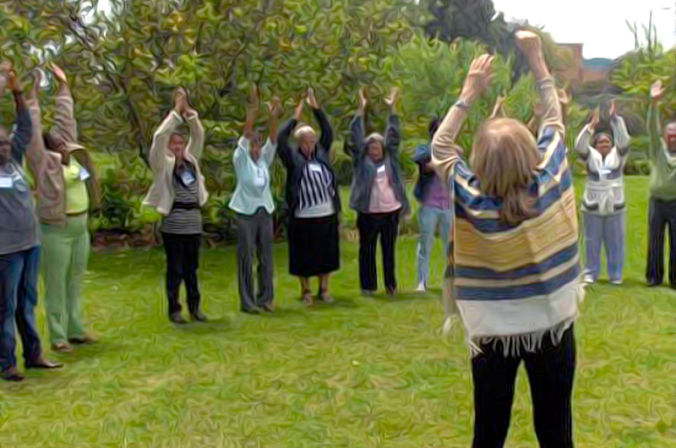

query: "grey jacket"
xmin=346 ymin=114 xmax=409 ymax=214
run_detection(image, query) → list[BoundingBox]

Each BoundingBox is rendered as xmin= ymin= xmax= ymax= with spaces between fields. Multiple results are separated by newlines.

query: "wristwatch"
xmin=455 ymin=99 xmax=471 ymax=110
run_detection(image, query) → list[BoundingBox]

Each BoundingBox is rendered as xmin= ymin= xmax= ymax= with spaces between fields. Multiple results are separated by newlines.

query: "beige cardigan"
xmin=26 ymin=86 xmax=100 ymax=226
xmin=144 ymin=110 xmax=207 ymax=216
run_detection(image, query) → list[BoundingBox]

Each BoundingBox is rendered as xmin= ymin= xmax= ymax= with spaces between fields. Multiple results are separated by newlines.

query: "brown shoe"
xmin=69 ymin=335 xmax=98 ymax=345
xmin=26 ymin=357 xmax=63 ymax=369
xmin=1 ymin=366 xmax=24 ymax=382
xmin=261 ymin=302 xmax=275 ymax=313
xmin=52 ymin=342 xmax=74 ymax=353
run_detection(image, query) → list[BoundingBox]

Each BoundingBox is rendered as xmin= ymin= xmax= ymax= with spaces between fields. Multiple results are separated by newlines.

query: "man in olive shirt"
xmin=0 ymin=66 xmax=61 ymax=381
xmin=646 ymin=80 xmax=676 ymax=287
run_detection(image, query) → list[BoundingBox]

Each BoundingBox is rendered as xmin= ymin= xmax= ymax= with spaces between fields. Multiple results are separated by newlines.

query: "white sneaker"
xmin=610 ymin=279 xmax=623 ymax=285
xmin=416 ymin=282 xmax=427 ymax=293
xmin=582 ymin=274 xmax=595 ymax=284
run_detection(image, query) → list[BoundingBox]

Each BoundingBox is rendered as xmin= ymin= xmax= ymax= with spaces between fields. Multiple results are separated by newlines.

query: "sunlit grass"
xmin=0 ymin=177 xmax=674 ymax=447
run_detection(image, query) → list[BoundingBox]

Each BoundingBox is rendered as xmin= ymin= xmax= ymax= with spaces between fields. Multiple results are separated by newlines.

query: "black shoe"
xmin=69 ymin=335 xmax=98 ymax=345
xmin=241 ymin=307 xmax=261 ymax=315
xmin=647 ymin=281 xmax=661 ymax=287
xmin=26 ymin=358 xmax=63 ymax=369
xmin=386 ymin=287 xmax=397 ymax=297
xmin=1 ymin=367 xmax=24 ymax=382
xmin=190 ymin=310 xmax=208 ymax=322
xmin=170 ymin=312 xmax=188 ymax=324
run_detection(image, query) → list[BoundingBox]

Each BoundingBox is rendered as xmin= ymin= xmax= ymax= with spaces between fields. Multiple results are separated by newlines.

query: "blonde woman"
xmin=277 ymin=89 xmax=340 ymax=306
xmin=432 ymin=31 xmax=582 ymax=447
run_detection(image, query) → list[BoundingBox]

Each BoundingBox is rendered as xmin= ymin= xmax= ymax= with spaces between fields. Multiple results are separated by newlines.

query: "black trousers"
xmin=472 ymin=326 xmax=576 ymax=448
xmin=162 ymin=233 xmax=201 ymax=316
xmin=357 ymin=212 xmax=400 ymax=291
xmin=646 ymin=197 xmax=676 ymax=285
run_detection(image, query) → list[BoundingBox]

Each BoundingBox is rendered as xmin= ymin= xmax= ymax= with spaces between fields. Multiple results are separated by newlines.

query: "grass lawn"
xmin=1 ymin=176 xmax=675 ymax=447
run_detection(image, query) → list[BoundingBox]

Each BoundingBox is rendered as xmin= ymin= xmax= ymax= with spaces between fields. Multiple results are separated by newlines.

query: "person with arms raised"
xmin=0 ymin=64 xmax=62 ymax=381
xmin=229 ymin=87 xmax=281 ymax=314
xmin=145 ymin=88 xmax=208 ymax=324
xmin=432 ymin=31 xmax=582 ymax=448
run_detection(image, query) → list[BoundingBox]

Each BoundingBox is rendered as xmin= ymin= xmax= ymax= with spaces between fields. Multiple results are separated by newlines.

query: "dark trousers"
xmin=471 ymin=326 xmax=576 ymax=448
xmin=357 ymin=212 xmax=400 ymax=291
xmin=0 ymin=246 xmax=42 ymax=370
xmin=236 ymin=209 xmax=274 ymax=311
xmin=162 ymin=233 xmax=201 ymax=316
xmin=646 ymin=197 xmax=676 ymax=285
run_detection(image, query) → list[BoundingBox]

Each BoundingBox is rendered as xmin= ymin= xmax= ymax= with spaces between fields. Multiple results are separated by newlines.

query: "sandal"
xmin=319 ymin=288 xmax=334 ymax=304
xmin=301 ymin=290 xmax=314 ymax=307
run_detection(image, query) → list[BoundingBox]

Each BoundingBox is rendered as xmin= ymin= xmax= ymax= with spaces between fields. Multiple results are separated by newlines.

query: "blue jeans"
xmin=0 ymin=246 xmax=42 ymax=370
xmin=583 ymin=212 xmax=625 ymax=282
xmin=417 ymin=205 xmax=453 ymax=285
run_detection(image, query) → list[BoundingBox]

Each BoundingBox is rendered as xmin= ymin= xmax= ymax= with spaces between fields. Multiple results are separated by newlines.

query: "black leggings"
xmin=472 ymin=326 xmax=576 ymax=448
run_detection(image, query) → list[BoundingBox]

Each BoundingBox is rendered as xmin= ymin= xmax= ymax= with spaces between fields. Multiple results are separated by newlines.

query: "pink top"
xmin=368 ymin=165 xmax=402 ymax=213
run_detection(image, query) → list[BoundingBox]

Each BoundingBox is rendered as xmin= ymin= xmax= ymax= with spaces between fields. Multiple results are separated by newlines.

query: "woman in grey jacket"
xmin=347 ymin=88 xmax=409 ymax=296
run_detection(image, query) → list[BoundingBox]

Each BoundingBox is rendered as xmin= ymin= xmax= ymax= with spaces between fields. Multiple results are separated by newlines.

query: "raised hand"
xmin=306 ymin=87 xmax=319 ymax=109
xmin=490 ymin=93 xmax=507 ymax=118
xmin=357 ymin=87 xmax=368 ymax=114
xmin=460 ymin=54 xmax=494 ymax=104
xmin=7 ymin=68 xmax=22 ymax=93
xmin=266 ymin=96 xmax=283 ymax=117
xmin=384 ymin=86 xmax=399 ymax=112
xmin=50 ymin=63 xmax=68 ymax=85
xmin=558 ymin=88 xmax=570 ymax=107
xmin=31 ymin=69 xmax=42 ymax=98
xmin=589 ymin=108 xmax=600 ymax=130
xmin=650 ymin=80 xmax=665 ymax=102
xmin=249 ymin=84 xmax=260 ymax=110
xmin=609 ymin=99 xmax=617 ymax=118
xmin=515 ymin=30 xmax=543 ymax=59
xmin=173 ymin=87 xmax=188 ymax=114
xmin=293 ymin=97 xmax=304 ymax=120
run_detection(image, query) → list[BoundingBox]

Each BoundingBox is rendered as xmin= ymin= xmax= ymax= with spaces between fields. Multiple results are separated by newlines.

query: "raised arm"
xmin=384 ymin=87 xmax=401 ymax=159
xmin=6 ymin=69 xmax=32 ymax=164
xmin=24 ymin=71 xmax=47 ymax=173
xmin=609 ymin=101 xmax=630 ymax=156
xmin=515 ymin=31 xmax=565 ymax=139
xmin=432 ymin=54 xmax=494 ymax=182
xmin=575 ymin=109 xmax=598 ymax=161
xmin=490 ymin=94 xmax=507 ymax=119
xmin=263 ymin=95 xmax=281 ymax=166
xmin=346 ymin=88 xmax=367 ymax=160
xmin=276 ymin=99 xmax=302 ymax=168
xmin=306 ymin=88 xmax=333 ymax=153
xmin=647 ymin=80 xmax=665 ymax=160
xmin=149 ymin=102 xmax=182 ymax=174
xmin=51 ymin=64 xmax=78 ymax=144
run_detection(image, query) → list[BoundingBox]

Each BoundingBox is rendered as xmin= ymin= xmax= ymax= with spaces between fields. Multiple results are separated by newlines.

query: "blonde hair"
xmin=294 ymin=124 xmax=316 ymax=140
xmin=470 ymin=118 xmax=539 ymax=225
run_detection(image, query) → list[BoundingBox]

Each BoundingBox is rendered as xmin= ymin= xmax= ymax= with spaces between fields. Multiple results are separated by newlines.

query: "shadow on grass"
xmin=172 ymin=317 xmax=232 ymax=334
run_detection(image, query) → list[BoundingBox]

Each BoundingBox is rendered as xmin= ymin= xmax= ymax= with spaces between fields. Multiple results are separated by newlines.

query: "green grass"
xmin=1 ymin=177 xmax=675 ymax=447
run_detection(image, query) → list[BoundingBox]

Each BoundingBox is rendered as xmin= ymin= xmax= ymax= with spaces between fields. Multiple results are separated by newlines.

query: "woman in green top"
xmin=27 ymin=65 xmax=100 ymax=353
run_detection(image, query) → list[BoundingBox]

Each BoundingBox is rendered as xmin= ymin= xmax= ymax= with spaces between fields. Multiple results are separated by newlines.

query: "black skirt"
xmin=288 ymin=214 xmax=340 ymax=277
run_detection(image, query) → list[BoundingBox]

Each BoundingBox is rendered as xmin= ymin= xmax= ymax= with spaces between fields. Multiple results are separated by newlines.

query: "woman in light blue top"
xmin=229 ymin=88 xmax=281 ymax=313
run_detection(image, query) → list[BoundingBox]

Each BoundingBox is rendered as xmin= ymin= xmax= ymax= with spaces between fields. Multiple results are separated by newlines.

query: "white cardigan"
xmin=143 ymin=110 xmax=208 ymax=216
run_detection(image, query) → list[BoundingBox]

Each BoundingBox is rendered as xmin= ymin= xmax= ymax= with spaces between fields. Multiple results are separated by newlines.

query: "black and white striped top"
xmin=162 ymin=161 xmax=202 ymax=235
xmin=298 ymin=161 xmax=335 ymax=211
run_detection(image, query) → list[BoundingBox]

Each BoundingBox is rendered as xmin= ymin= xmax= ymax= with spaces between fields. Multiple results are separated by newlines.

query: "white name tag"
xmin=180 ymin=170 xmax=196 ymax=186
xmin=309 ymin=163 xmax=323 ymax=173
xmin=0 ymin=176 xmax=13 ymax=189
xmin=377 ymin=165 xmax=386 ymax=175
xmin=79 ymin=167 xmax=91 ymax=181
xmin=253 ymin=167 xmax=266 ymax=187
xmin=599 ymin=168 xmax=611 ymax=176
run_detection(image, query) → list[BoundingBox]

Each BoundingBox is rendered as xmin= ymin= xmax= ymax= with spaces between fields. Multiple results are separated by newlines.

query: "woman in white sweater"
xmin=575 ymin=101 xmax=631 ymax=284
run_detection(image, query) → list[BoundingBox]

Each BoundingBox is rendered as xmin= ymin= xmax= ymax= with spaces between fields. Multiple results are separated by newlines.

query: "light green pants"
xmin=41 ymin=214 xmax=90 ymax=345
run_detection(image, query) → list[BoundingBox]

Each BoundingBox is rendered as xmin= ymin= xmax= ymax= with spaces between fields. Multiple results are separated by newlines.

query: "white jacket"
xmin=575 ymin=116 xmax=630 ymax=215
xmin=144 ymin=110 xmax=208 ymax=215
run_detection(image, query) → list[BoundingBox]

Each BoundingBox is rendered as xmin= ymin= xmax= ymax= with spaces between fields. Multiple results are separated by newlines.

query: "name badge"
xmin=253 ymin=168 xmax=266 ymax=187
xmin=599 ymin=168 xmax=611 ymax=176
xmin=180 ymin=170 xmax=196 ymax=186
xmin=0 ymin=175 xmax=13 ymax=189
xmin=377 ymin=165 xmax=386 ymax=175
xmin=79 ymin=167 xmax=91 ymax=181
xmin=309 ymin=163 xmax=323 ymax=173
